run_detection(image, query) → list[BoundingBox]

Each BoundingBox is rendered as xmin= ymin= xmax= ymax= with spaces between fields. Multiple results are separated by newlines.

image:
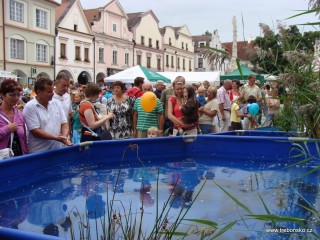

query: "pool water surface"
xmin=0 ymin=154 xmax=318 ymax=239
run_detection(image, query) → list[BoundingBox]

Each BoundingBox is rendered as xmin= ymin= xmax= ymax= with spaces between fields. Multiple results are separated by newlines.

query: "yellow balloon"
xmin=140 ymin=92 xmax=157 ymax=112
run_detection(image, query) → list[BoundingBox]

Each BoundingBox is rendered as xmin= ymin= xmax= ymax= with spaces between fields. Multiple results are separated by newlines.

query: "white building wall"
xmin=56 ymin=0 xmax=94 ymax=82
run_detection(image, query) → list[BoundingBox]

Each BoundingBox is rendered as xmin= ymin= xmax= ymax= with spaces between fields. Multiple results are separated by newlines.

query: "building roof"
xmin=83 ymin=8 xmax=101 ymax=25
xmin=55 ymin=0 xmax=75 ymax=24
xmin=222 ymin=41 xmax=255 ymax=60
xmin=192 ymin=35 xmax=211 ymax=42
xmin=192 ymin=35 xmax=211 ymax=51
xmin=127 ymin=12 xmax=143 ymax=29
xmin=44 ymin=0 xmax=60 ymax=6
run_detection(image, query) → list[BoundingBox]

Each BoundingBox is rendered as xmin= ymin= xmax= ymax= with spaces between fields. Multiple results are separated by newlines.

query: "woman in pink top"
xmin=0 ymin=79 xmax=28 ymax=156
xmin=167 ymin=80 xmax=184 ymax=135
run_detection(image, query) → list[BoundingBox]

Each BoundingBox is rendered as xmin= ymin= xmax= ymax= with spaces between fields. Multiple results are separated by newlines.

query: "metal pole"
xmin=2 ymin=0 xmax=6 ymax=70
xmin=132 ymin=40 xmax=135 ymax=66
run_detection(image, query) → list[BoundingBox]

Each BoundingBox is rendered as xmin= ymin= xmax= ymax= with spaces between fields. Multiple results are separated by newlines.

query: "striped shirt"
xmin=133 ymin=97 xmax=164 ymax=130
xmin=217 ymin=86 xmax=231 ymax=110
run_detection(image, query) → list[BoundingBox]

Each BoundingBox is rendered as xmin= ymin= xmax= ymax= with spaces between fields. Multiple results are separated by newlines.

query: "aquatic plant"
xmin=66 ymin=144 xmax=231 ymax=240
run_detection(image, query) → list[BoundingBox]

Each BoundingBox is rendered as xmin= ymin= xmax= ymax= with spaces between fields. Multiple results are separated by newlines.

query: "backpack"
xmin=127 ymin=88 xmax=142 ymax=100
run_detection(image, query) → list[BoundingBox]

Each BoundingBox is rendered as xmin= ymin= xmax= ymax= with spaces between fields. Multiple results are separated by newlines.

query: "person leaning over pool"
xmin=79 ymin=83 xmax=114 ymax=142
xmin=0 ymin=79 xmax=28 ymax=156
xmin=23 ymin=76 xmax=72 ymax=153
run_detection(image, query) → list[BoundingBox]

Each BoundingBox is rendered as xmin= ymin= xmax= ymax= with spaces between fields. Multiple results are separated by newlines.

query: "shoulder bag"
xmin=0 ymin=113 xmax=14 ymax=159
xmin=79 ymin=101 xmax=112 ymax=140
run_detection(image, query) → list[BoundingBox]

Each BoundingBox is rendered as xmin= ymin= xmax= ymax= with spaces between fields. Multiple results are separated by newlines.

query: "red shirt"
xmin=126 ymin=87 xmax=143 ymax=98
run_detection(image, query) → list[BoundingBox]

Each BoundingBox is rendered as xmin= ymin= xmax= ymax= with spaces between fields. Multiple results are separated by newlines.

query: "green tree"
xmin=202 ymin=30 xmax=212 ymax=36
xmin=250 ymin=24 xmax=319 ymax=74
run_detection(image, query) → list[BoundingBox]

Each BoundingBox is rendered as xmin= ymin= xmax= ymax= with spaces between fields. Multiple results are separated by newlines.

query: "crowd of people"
xmin=0 ymin=73 xmax=282 ymax=157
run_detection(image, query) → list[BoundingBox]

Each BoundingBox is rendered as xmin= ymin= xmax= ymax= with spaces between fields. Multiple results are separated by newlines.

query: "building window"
xmin=186 ymin=44 xmax=188 ymax=51
xmin=112 ymin=50 xmax=117 ymax=64
xmin=171 ymin=55 xmax=174 ymax=67
xmin=157 ymin=59 xmax=161 ymax=70
xmin=149 ymin=38 xmax=152 ymax=48
xmin=169 ymin=38 xmax=172 ymax=46
xmin=112 ymin=23 xmax=117 ymax=32
xmin=36 ymin=9 xmax=47 ymax=29
xmin=60 ymin=43 xmax=66 ymax=59
xmin=141 ymin=36 xmax=145 ymax=45
xmin=98 ymin=48 xmax=104 ymax=62
xmin=177 ymin=57 xmax=180 ymax=69
xmin=10 ymin=0 xmax=23 ymax=22
xmin=147 ymin=56 xmax=151 ymax=68
xmin=125 ymin=53 xmax=129 ymax=65
xmin=198 ymin=58 xmax=203 ymax=68
xmin=10 ymin=38 xmax=24 ymax=59
xmin=137 ymin=55 xmax=141 ymax=65
xmin=182 ymin=42 xmax=184 ymax=50
xmin=36 ymin=44 xmax=47 ymax=62
xmin=189 ymin=60 xmax=192 ymax=71
xmin=199 ymin=42 xmax=205 ymax=47
xmin=74 ymin=24 xmax=77 ymax=31
xmin=156 ymin=40 xmax=159 ymax=49
xmin=75 ymin=46 xmax=81 ymax=61
xmin=166 ymin=55 xmax=169 ymax=66
xmin=183 ymin=59 xmax=185 ymax=70
xmin=84 ymin=48 xmax=89 ymax=62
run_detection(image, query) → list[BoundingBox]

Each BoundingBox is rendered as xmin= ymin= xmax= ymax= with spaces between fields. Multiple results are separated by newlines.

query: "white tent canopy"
xmin=104 ymin=65 xmax=170 ymax=83
xmin=157 ymin=71 xmax=220 ymax=86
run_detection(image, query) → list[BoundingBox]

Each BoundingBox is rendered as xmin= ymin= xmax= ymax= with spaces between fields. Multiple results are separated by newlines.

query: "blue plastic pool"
xmin=0 ymin=133 xmax=319 ymax=239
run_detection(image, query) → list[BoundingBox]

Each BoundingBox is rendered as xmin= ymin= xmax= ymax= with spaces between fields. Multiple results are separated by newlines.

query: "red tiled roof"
xmin=222 ymin=41 xmax=255 ymax=60
xmin=55 ymin=0 xmax=71 ymax=23
xmin=83 ymin=8 xmax=101 ymax=25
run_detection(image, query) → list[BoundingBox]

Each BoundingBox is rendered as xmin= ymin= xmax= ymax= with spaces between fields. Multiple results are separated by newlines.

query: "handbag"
xmin=0 ymin=113 xmax=14 ymax=159
xmin=82 ymin=125 xmax=112 ymax=140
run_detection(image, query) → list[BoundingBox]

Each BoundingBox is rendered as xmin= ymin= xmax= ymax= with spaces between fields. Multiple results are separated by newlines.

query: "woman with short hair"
xmin=106 ymin=81 xmax=135 ymax=139
xmin=198 ymin=86 xmax=219 ymax=134
xmin=0 ymin=79 xmax=28 ymax=156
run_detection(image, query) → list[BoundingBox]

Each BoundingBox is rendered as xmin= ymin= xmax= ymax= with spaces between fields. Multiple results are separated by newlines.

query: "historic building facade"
xmin=2 ymin=0 xmax=59 ymax=85
xmin=85 ymin=0 xmax=133 ymax=79
xmin=56 ymin=0 xmax=94 ymax=83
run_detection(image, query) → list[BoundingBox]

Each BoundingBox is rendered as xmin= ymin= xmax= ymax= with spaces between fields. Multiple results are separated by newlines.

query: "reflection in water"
xmin=0 ymin=158 xmax=318 ymax=239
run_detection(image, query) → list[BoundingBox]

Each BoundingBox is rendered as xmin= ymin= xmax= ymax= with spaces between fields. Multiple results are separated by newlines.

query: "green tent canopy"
xmin=220 ymin=65 xmax=264 ymax=85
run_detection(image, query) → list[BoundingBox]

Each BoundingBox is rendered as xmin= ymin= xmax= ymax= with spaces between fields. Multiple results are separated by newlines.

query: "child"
xmin=72 ymin=92 xmax=85 ymax=144
xmin=242 ymin=95 xmax=259 ymax=130
xmin=196 ymin=86 xmax=206 ymax=107
xmin=230 ymin=96 xmax=250 ymax=130
xmin=176 ymin=85 xmax=199 ymax=135
xmin=147 ymin=127 xmax=159 ymax=138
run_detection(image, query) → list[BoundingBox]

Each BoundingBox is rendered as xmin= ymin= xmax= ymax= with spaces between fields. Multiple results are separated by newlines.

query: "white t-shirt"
xmin=53 ymin=92 xmax=73 ymax=120
xmin=23 ymin=98 xmax=67 ymax=153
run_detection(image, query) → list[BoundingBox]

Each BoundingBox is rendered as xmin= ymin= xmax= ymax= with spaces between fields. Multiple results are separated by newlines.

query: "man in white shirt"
xmin=217 ymin=80 xmax=232 ymax=132
xmin=53 ymin=72 xmax=73 ymax=121
xmin=241 ymin=74 xmax=262 ymax=101
xmin=23 ymin=77 xmax=72 ymax=153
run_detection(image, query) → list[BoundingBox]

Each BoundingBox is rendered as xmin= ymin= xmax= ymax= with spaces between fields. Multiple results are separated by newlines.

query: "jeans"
xmin=199 ymin=124 xmax=212 ymax=134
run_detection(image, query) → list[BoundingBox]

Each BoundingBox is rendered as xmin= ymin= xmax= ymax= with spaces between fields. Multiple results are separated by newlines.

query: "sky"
xmin=74 ymin=0 xmax=319 ymax=42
